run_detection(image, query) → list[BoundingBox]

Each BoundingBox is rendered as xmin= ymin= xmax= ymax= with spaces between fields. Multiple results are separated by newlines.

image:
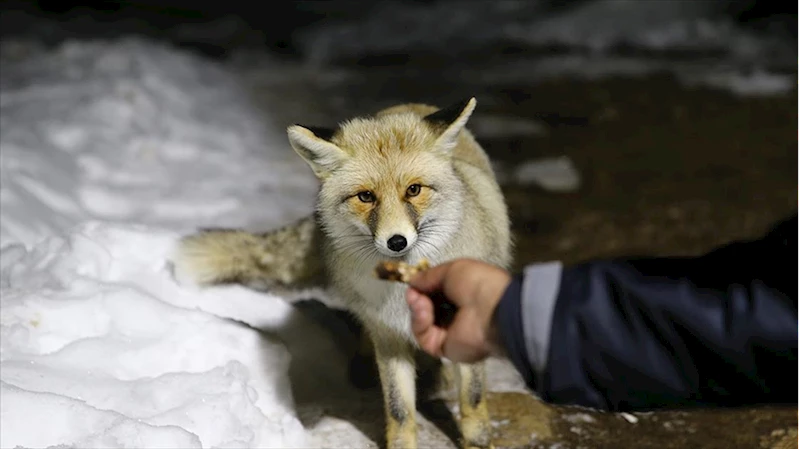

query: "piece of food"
xmin=374 ymin=259 xmax=431 ymax=283
xmin=374 ymin=258 xmax=457 ymax=327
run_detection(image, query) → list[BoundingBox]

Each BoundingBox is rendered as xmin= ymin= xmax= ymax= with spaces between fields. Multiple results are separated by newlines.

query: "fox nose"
xmin=386 ymin=235 xmax=408 ymax=252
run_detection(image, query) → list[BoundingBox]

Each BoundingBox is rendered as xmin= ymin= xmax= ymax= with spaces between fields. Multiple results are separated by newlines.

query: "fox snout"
xmin=376 ymin=230 xmax=417 ymax=256
xmin=386 ymin=235 xmax=408 ymax=252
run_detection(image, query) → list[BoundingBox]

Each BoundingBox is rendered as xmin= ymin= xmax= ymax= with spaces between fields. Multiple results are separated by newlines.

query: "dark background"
xmin=1 ymin=0 xmax=796 ymax=61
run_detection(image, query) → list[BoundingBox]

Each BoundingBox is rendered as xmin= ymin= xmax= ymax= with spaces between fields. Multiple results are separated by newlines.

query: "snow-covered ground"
xmin=0 ymin=37 xmax=531 ymax=449
xmin=1 ymin=223 xmax=307 ymax=448
xmin=0 ymin=38 xmax=322 ymax=448
xmin=0 ymin=39 xmax=318 ymax=247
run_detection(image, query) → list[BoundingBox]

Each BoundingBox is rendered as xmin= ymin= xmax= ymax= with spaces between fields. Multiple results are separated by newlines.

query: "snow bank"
xmin=0 ymin=37 xmax=317 ymax=249
xmin=0 ymin=38 xmax=317 ymax=448
xmin=0 ymin=223 xmax=308 ymax=448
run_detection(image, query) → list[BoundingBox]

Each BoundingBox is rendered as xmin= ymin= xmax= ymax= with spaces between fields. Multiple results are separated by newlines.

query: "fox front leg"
xmin=456 ymin=362 xmax=494 ymax=449
xmin=374 ymin=339 xmax=418 ymax=449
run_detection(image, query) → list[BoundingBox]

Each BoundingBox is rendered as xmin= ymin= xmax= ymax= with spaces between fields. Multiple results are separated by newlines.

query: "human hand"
xmin=405 ymin=258 xmax=512 ymax=363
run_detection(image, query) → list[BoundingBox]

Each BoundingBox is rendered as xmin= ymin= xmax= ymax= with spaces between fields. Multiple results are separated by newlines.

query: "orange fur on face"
xmin=326 ymin=109 xmax=460 ymax=238
xmin=344 ymin=172 xmax=436 ymax=236
xmin=403 ymin=182 xmax=433 ymax=220
xmin=347 ymin=193 xmax=376 ymax=224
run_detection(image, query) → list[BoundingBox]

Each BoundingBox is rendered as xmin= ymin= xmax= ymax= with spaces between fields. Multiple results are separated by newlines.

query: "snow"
xmin=0 ymin=38 xmax=317 ymax=448
xmin=620 ymin=412 xmax=639 ymax=424
xmin=295 ymin=0 xmax=795 ymax=96
xmin=1 ymin=222 xmax=307 ymax=448
xmin=511 ymin=157 xmax=582 ymax=193
xmin=0 ymin=38 xmax=317 ymax=249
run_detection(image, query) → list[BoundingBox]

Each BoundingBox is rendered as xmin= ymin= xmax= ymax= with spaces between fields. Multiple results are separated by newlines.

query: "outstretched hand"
xmin=405 ymin=259 xmax=512 ymax=363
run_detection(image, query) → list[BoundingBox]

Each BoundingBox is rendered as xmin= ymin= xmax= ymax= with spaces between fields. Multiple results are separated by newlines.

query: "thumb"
xmin=408 ymin=260 xmax=475 ymax=308
xmin=407 ymin=261 xmax=451 ymax=293
xmin=406 ymin=287 xmax=447 ymax=357
xmin=408 ymin=261 xmax=457 ymax=294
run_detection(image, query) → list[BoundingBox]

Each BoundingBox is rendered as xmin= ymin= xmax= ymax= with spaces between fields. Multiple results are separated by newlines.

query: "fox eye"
xmin=357 ymin=191 xmax=375 ymax=203
xmin=406 ymin=184 xmax=422 ymax=197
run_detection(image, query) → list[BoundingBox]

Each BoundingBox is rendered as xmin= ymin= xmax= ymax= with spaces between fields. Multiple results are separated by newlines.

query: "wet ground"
xmin=242 ymin=56 xmax=797 ymax=448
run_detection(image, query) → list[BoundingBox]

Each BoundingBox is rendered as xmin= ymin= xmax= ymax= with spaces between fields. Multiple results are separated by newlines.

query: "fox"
xmin=170 ymin=97 xmax=513 ymax=449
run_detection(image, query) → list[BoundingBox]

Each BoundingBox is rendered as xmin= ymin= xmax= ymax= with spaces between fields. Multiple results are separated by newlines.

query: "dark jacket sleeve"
xmin=494 ymin=214 xmax=797 ymax=412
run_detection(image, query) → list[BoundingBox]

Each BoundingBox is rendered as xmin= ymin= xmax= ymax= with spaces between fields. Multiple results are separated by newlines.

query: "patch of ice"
xmin=563 ymin=413 xmax=596 ymax=424
xmin=620 ymin=412 xmax=639 ymax=423
xmin=570 ymin=426 xmax=585 ymax=435
xmin=512 ymin=156 xmax=582 ymax=192
xmin=491 ymin=419 xmax=511 ymax=428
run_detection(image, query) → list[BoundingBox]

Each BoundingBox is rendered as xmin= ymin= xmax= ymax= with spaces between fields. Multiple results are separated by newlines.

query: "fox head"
xmin=286 ymin=97 xmax=477 ymax=260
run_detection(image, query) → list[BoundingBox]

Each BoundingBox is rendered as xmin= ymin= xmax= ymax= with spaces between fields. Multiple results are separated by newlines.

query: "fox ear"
xmin=287 ymin=125 xmax=348 ymax=179
xmin=423 ymin=97 xmax=477 ymax=154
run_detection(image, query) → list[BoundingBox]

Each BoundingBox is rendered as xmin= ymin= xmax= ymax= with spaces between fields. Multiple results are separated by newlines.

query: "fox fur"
xmin=171 ymin=97 xmax=513 ymax=449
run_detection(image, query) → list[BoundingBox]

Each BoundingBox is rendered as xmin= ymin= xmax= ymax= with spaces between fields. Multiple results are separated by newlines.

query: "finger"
xmin=407 ymin=261 xmax=453 ymax=294
xmin=418 ymin=323 xmax=448 ymax=359
xmin=407 ymin=289 xmax=448 ymax=357
xmin=407 ymin=288 xmax=434 ymax=335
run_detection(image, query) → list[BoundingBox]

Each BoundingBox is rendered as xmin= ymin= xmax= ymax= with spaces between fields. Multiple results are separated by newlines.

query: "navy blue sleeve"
xmin=496 ymin=214 xmax=797 ymax=411
xmin=493 ymin=274 xmax=538 ymax=386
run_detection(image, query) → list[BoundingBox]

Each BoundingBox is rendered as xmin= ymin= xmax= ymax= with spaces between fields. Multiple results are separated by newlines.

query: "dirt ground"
xmin=470 ymin=76 xmax=797 ymax=449
xmin=473 ymin=75 xmax=798 ymax=449
xmin=246 ymin=62 xmax=797 ymax=449
xmin=486 ymin=78 xmax=797 ymax=449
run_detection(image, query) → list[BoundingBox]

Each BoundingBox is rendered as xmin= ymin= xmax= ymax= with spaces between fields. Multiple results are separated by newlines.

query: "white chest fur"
xmin=345 ymin=269 xmax=415 ymax=341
